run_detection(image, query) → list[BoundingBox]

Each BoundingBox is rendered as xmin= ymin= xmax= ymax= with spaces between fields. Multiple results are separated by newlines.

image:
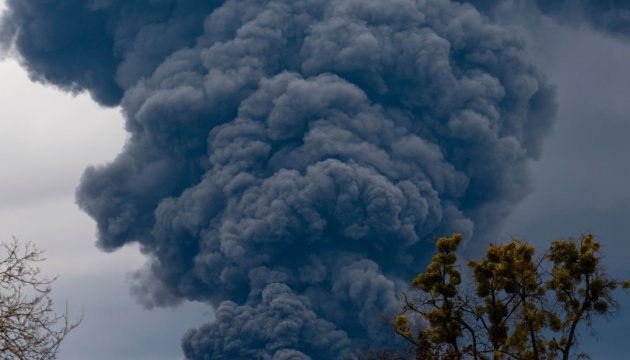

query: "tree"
xmin=0 ymin=237 xmax=81 ymax=359
xmin=387 ymin=234 xmax=628 ymax=360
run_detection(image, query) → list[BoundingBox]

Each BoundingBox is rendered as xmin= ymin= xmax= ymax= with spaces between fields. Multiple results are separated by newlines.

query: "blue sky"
xmin=0 ymin=0 xmax=629 ymax=359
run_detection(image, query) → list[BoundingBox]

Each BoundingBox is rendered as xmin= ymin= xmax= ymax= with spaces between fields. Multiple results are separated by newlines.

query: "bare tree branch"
xmin=0 ymin=237 xmax=81 ymax=360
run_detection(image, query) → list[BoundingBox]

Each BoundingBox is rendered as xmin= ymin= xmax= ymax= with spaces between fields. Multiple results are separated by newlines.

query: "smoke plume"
xmin=1 ymin=0 xmax=556 ymax=358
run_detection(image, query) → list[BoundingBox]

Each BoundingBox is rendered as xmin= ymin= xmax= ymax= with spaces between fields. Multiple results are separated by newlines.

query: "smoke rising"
xmin=0 ymin=0 xmax=223 ymax=105
xmin=1 ymin=0 xmax=556 ymax=358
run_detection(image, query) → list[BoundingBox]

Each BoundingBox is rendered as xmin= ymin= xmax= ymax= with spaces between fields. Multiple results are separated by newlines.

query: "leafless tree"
xmin=0 ymin=237 xmax=81 ymax=360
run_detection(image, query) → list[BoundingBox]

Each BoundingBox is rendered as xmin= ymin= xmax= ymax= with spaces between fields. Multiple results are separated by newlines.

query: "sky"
xmin=498 ymin=13 xmax=630 ymax=357
xmin=0 ymin=38 xmax=212 ymax=360
xmin=0 ymin=0 xmax=629 ymax=359
xmin=0 ymin=3 xmax=211 ymax=359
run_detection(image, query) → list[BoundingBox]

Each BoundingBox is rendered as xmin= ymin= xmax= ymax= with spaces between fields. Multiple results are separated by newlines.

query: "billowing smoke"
xmin=0 ymin=0 xmax=223 ymax=105
xmin=1 ymin=0 xmax=556 ymax=358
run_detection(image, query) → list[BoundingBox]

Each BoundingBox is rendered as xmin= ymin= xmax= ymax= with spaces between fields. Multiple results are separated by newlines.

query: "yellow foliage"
xmin=395 ymin=315 xmax=407 ymax=331
xmin=396 ymin=233 xmax=625 ymax=360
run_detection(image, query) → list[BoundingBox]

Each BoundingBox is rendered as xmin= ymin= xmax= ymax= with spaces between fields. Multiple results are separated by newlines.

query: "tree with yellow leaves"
xmin=389 ymin=234 xmax=629 ymax=360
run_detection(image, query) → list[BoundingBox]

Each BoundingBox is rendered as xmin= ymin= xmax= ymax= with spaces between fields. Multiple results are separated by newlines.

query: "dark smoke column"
xmin=1 ymin=0 xmax=556 ymax=359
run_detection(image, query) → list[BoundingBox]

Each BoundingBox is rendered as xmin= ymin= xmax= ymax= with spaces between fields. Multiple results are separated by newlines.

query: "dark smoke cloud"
xmin=1 ymin=0 xmax=556 ymax=358
xmin=0 ymin=0 xmax=222 ymax=105
xmin=182 ymin=283 xmax=352 ymax=359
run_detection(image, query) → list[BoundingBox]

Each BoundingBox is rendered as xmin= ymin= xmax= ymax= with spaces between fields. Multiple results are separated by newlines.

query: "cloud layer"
xmin=466 ymin=0 xmax=630 ymax=41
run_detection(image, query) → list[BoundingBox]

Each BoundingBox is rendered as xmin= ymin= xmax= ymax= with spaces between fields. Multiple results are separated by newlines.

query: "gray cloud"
xmin=1 ymin=0 xmax=556 ymax=358
xmin=535 ymin=0 xmax=630 ymax=40
xmin=464 ymin=0 xmax=630 ymax=41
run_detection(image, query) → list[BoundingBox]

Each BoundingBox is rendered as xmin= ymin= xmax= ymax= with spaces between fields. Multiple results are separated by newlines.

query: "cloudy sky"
xmin=0 ymin=3 xmax=211 ymax=360
xmin=0 ymin=0 xmax=629 ymax=359
xmin=494 ymin=9 xmax=630 ymax=357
